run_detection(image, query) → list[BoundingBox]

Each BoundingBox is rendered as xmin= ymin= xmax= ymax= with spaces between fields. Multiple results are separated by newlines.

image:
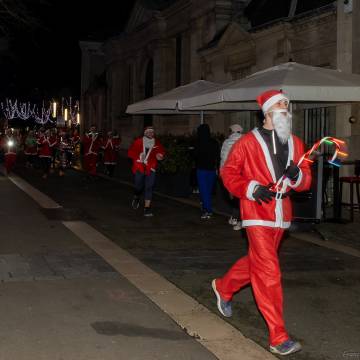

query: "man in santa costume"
xmin=24 ymin=130 xmax=38 ymax=168
xmin=102 ymin=130 xmax=121 ymax=177
xmin=82 ymin=125 xmax=102 ymax=178
xmin=128 ymin=126 xmax=165 ymax=217
xmin=37 ymin=129 xmax=58 ymax=179
xmin=212 ymin=89 xmax=312 ymax=356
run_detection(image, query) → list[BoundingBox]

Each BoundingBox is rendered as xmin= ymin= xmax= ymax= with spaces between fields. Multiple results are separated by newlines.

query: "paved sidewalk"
xmin=0 ymin=174 xmax=220 ymax=360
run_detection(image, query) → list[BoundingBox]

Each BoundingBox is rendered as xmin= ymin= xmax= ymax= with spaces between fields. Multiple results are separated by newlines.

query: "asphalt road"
xmin=13 ymin=165 xmax=360 ymax=360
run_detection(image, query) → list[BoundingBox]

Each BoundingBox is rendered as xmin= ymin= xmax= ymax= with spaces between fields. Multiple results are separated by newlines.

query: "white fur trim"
xmin=287 ymin=136 xmax=294 ymax=165
xmin=288 ymin=168 xmax=303 ymax=189
xmin=247 ymin=180 xmax=260 ymax=200
xmin=242 ymin=219 xmax=291 ymax=228
xmin=262 ymin=93 xmax=289 ymax=113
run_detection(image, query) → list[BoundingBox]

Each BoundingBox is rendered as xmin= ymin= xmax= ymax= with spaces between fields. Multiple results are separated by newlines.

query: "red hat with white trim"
xmin=144 ymin=126 xmax=155 ymax=135
xmin=256 ymin=89 xmax=289 ymax=113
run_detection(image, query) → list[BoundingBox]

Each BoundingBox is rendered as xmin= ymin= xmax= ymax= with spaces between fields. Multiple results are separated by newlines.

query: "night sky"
xmin=1 ymin=1 xmax=135 ymax=101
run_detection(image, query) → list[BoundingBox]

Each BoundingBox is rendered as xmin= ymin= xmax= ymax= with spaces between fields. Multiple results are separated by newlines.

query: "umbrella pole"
xmin=200 ymin=111 xmax=204 ymax=124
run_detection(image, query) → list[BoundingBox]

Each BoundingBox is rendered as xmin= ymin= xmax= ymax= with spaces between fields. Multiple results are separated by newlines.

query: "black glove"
xmin=253 ymin=185 xmax=275 ymax=205
xmin=284 ymin=160 xmax=300 ymax=180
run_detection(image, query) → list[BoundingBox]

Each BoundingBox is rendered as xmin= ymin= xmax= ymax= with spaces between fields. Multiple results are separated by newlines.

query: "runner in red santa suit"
xmin=37 ymin=129 xmax=57 ymax=179
xmin=128 ymin=126 xmax=165 ymax=217
xmin=82 ymin=125 xmax=102 ymax=177
xmin=1 ymin=128 xmax=17 ymax=175
xmin=212 ymin=90 xmax=312 ymax=356
xmin=103 ymin=130 xmax=121 ymax=177
xmin=24 ymin=130 xmax=38 ymax=168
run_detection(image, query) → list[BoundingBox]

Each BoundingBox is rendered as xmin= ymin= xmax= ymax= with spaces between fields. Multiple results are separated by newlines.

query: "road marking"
xmin=0 ymin=168 xmax=61 ymax=209
xmin=9 ymin=174 xmax=62 ymax=209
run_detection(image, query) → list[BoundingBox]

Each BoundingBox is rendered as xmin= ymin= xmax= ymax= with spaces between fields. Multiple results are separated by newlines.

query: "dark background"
xmin=0 ymin=0 xmax=135 ymax=101
xmin=0 ymin=0 xmax=334 ymax=102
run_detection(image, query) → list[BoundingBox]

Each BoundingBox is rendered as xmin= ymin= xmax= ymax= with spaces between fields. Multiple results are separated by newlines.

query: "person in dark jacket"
xmin=194 ymin=123 xmax=220 ymax=219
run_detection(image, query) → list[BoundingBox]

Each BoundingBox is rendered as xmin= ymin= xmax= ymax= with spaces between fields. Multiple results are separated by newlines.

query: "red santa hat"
xmin=256 ymin=89 xmax=289 ymax=113
xmin=144 ymin=126 xmax=155 ymax=135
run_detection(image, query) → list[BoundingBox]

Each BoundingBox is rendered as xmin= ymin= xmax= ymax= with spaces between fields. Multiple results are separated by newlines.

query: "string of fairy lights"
xmin=0 ymin=98 xmax=80 ymax=126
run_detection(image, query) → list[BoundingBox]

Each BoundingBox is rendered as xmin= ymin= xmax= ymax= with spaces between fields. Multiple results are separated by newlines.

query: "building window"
xmin=176 ymin=34 xmax=182 ymax=86
xmin=303 ymin=107 xmax=331 ymax=148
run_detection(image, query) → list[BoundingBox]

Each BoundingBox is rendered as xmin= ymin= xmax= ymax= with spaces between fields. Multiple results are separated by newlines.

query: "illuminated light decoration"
xmin=271 ymin=136 xmax=348 ymax=193
xmin=332 ymin=138 xmax=345 ymax=145
xmin=7 ymin=140 xmax=14 ymax=147
xmin=17 ymin=102 xmax=36 ymax=120
xmin=328 ymin=159 xmax=341 ymax=167
xmin=297 ymin=137 xmax=348 ymax=168
xmin=1 ymin=97 xmax=79 ymax=125
xmin=32 ymin=105 xmax=53 ymax=125
xmin=1 ymin=99 xmax=18 ymax=119
xmin=52 ymin=102 xmax=57 ymax=118
xmin=64 ymin=108 xmax=68 ymax=121
xmin=337 ymin=151 xmax=348 ymax=157
xmin=64 ymin=98 xmax=80 ymax=125
xmin=303 ymin=157 xmax=314 ymax=164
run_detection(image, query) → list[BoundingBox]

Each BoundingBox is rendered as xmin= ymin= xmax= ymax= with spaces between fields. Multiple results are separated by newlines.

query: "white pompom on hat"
xmin=256 ymin=89 xmax=289 ymax=113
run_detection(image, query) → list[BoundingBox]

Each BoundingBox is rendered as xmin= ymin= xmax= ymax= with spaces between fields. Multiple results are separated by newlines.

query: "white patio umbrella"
xmin=179 ymin=62 xmax=360 ymax=111
xmin=126 ymin=80 xmax=222 ymax=122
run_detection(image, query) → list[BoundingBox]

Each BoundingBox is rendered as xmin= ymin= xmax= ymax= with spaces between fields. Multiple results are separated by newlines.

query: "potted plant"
xmin=156 ymin=134 xmax=195 ymax=197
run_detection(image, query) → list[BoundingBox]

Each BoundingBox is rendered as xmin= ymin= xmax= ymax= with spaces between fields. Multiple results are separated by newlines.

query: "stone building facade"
xmin=80 ymin=0 xmax=360 ymax=161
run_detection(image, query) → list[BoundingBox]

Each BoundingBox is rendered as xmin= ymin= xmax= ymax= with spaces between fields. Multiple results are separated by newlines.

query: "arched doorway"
xmin=144 ymin=59 xmax=153 ymax=128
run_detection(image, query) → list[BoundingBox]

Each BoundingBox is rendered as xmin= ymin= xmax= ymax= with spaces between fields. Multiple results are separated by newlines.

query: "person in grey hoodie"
xmin=220 ymin=124 xmax=243 ymax=230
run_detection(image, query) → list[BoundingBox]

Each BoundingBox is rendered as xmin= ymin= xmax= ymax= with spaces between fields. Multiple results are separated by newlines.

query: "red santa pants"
xmin=5 ymin=154 xmax=16 ymax=174
xmin=84 ymin=154 xmax=97 ymax=176
xmin=215 ymin=226 xmax=288 ymax=346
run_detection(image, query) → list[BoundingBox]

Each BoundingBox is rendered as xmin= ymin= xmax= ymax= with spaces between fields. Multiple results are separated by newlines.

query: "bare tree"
xmin=0 ymin=0 xmax=41 ymax=35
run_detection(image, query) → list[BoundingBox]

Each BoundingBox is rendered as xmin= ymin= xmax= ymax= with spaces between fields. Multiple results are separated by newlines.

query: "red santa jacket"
xmin=103 ymin=137 xmax=121 ymax=164
xmin=71 ymin=134 xmax=80 ymax=146
xmin=82 ymin=134 xmax=103 ymax=156
xmin=37 ymin=135 xmax=57 ymax=158
xmin=24 ymin=136 xmax=38 ymax=155
xmin=221 ymin=128 xmax=312 ymax=229
xmin=128 ymin=137 xmax=165 ymax=175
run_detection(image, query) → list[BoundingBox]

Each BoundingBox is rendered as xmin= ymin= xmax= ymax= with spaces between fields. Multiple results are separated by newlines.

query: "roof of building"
xmin=245 ymin=0 xmax=335 ymax=28
xmin=138 ymin=0 xmax=178 ymax=10
xmin=199 ymin=0 xmax=336 ymax=52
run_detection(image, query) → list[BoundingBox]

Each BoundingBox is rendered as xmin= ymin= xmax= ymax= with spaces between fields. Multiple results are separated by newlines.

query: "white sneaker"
xmin=233 ymin=221 xmax=242 ymax=231
xmin=228 ymin=217 xmax=238 ymax=226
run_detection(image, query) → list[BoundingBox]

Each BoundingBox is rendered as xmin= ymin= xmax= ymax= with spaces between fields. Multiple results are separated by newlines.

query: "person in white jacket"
xmin=220 ymin=124 xmax=243 ymax=230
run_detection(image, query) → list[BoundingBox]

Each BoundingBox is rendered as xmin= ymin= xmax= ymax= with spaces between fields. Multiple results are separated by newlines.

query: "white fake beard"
xmin=272 ymin=110 xmax=292 ymax=144
xmin=143 ymin=136 xmax=155 ymax=149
